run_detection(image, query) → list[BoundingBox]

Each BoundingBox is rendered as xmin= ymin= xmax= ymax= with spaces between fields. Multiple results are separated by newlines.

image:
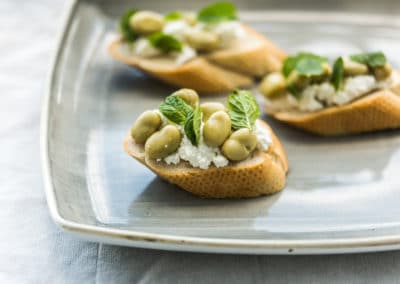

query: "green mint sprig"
xmin=282 ymin=52 xmax=328 ymax=78
xmin=350 ymin=51 xmax=387 ymax=68
xmin=227 ymin=90 xmax=260 ymax=130
xmin=119 ymin=9 xmax=138 ymax=42
xmin=184 ymin=104 xmax=202 ymax=146
xmin=148 ymin=32 xmax=183 ymax=53
xmin=159 ymin=94 xmax=202 ymax=146
xmin=159 ymin=95 xmax=193 ymax=126
xmin=331 ymin=57 xmax=344 ymax=91
xmin=197 ymin=2 xmax=238 ymax=23
xmin=164 ymin=11 xmax=183 ymax=21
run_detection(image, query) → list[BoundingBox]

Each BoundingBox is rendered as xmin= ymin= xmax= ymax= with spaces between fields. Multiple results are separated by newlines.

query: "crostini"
xmin=260 ymin=51 xmax=400 ymax=135
xmin=124 ymin=89 xmax=288 ymax=198
xmin=109 ymin=2 xmax=286 ymax=93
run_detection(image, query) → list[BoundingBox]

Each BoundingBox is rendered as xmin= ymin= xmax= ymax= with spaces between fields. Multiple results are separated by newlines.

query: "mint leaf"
xmin=119 ymin=9 xmax=138 ymax=42
xmin=287 ymin=85 xmax=302 ymax=99
xmin=331 ymin=57 xmax=344 ymax=91
xmin=282 ymin=52 xmax=328 ymax=77
xmin=197 ymin=2 xmax=238 ymax=23
xmin=227 ymin=90 xmax=260 ymax=130
xmin=282 ymin=57 xmax=298 ymax=77
xmin=296 ymin=57 xmax=325 ymax=76
xmin=148 ymin=32 xmax=183 ymax=53
xmin=350 ymin=51 xmax=387 ymax=68
xmin=184 ymin=104 xmax=202 ymax=146
xmin=159 ymin=95 xmax=193 ymax=125
xmin=368 ymin=53 xmax=387 ymax=67
xmin=165 ymin=11 xmax=183 ymax=21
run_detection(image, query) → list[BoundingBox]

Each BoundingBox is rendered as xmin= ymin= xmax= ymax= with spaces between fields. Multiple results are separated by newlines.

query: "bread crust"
xmin=265 ymin=73 xmax=400 ymax=136
xmin=124 ymin=120 xmax=288 ymax=198
xmin=109 ymin=26 xmax=286 ymax=94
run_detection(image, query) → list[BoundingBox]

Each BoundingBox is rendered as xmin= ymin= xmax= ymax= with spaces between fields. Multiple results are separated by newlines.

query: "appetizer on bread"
xmin=260 ymin=51 xmax=400 ymax=135
xmin=109 ymin=2 xmax=286 ymax=93
xmin=124 ymin=89 xmax=288 ymax=198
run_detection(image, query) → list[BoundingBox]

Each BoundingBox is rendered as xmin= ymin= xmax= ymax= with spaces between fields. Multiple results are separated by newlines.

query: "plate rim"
xmin=41 ymin=0 xmax=400 ymax=254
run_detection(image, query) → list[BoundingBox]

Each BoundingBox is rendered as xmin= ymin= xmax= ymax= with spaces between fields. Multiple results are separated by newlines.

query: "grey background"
xmin=2 ymin=0 xmax=400 ymax=283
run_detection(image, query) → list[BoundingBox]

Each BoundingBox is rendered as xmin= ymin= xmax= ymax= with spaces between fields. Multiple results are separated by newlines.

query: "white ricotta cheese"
xmin=254 ymin=120 xmax=272 ymax=151
xmin=298 ymin=86 xmax=324 ymax=112
xmin=163 ymin=20 xmax=190 ymax=41
xmin=172 ymin=45 xmax=197 ymax=65
xmin=315 ymin=82 xmax=336 ymax=104
xmin=164 ymin=152 xmax=180 ymax=165
xmin=164 ymin=133 xmax=229 ymax=169
xmin=133 ymin=38 xmax=161 ymax=57
xmin=333 ymin=75 xmax=384 ymax=105
xmin=213 ymin=155 xmax=230 ymax=168
xmin=179 ymin=135 xmax=228 ymax=169
xmin=192 ymin=21 xmax=245 ymax=48
xmin=210 ymin=21 xmax=245 ymax=47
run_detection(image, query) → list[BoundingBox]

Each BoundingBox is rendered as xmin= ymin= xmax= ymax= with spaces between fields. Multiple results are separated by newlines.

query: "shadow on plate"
xmin=261 ymin=113 xmax=400 ymax=190
xmin=126 ymin=177 xmax=283 ymax=219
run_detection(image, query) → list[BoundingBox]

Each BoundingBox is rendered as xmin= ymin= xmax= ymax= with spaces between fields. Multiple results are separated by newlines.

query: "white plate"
xmin=41 ymin=0 xmax=400 ymax=254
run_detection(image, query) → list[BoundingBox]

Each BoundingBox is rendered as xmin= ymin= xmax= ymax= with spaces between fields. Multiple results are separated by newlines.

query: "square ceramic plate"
xmin=42 ymin=0 xmax=400 ymax=254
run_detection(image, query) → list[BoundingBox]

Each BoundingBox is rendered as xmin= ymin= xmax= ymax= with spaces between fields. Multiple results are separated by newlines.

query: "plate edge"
xmin=40 ymin=0 xmax=400 ymax=254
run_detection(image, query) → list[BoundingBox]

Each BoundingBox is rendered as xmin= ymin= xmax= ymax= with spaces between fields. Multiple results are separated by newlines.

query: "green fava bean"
xmin=222 ymin=129 xmax=258 ymax=161
xmin=222 ymin=139 xmax=248 ymax=161
xmin=373 ymin=63 xmax=392 ymax=80
xmin=259 ymin=72 xmax=287 ymax=98
xmin=129 ymin=11 xmax=164 ymax=35
xmin=131 ymin=110 xmax=162 ymax=144
xmin=230 ymin=128 xmax=258 ymax=152
xmin=203 ymin=111 xmax=231 ymax=147
xmin=343 ymin=59 xmax=368 ymax=76
xmin=145 ymin=125 xmax=182 ymax=159
xmin=172 ymin=88 xmax=199 ymax=108
xmin=182 ymin=12 xmax=197 ymax=26
xmin=200 ymin=102 xmax=226 ymax=122
xmin=185 ymin=29 xmax=219 ymax=51
xmin=287 ymin=71 xmax=310 ymax=91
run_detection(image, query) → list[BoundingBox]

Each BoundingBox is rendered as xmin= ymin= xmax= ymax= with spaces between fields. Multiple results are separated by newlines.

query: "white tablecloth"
xmin=2 ymin=0 xmax=400 ymax=283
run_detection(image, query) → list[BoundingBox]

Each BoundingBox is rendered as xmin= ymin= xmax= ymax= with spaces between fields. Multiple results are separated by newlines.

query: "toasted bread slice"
xmin=109 ymin=26 xmax=285 ymax=94
xmin=124 ymin=120 xmax=288 ymax=198
xmin=265 ymin=73 xmax=400 ymax=136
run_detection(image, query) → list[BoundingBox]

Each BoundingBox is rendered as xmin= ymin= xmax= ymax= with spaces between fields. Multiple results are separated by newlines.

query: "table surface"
xmin=2 ymin=0 xmax=400 ymax=283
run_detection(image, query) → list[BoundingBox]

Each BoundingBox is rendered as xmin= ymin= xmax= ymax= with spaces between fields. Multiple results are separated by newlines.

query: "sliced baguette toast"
xmin=124 ymin=120 xmax=288 ymax=198
xmin=265 ymin=72 xmax=400 ymax=136
xmin=109 ymin=26 xmax=286 ymax=94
